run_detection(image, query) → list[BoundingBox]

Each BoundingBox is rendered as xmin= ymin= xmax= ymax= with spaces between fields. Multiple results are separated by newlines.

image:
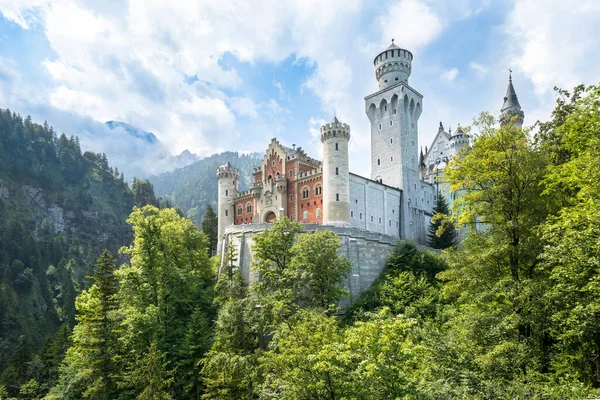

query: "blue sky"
xmin=1 ymin=0 xmax=599 ymax=177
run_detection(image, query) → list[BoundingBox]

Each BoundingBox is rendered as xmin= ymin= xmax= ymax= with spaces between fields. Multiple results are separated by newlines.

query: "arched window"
xmin=316 ymin=208 xmax=321 ymax=218
xmin=246 ymin=202 xmax=252 ymax=213
xmin=237 ymin=206 xmax=243 ymax=216
xmin=301 ymin=186 xmax=310 ymax=199
xmin=303 ymin=211 xmax=309 ymax=220
xmin=314 ymin=184 xmax=322 ymax=196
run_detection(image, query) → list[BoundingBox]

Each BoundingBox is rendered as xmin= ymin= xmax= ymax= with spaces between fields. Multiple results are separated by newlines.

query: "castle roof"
xmin=331 ymin=116 xmax=340 ymax=124
xmin=501 ymin=73 xmax=522 ymax=112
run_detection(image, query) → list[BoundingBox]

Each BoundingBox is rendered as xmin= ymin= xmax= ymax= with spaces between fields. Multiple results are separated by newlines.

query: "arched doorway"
xmin=264 ymin=211 xmax=276 ymax=223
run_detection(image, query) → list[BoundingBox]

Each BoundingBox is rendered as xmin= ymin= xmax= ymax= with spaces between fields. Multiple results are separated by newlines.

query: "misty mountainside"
xmin=0 ymin=109 xmax=157 ymax=380
xmin=150 ymin=151 xmax=262 ymax=226
xmin=103 ymin=121 xmax=200 ymax=178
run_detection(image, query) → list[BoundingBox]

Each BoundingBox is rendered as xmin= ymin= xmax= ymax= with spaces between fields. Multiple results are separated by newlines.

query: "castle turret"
xmin=321 ymin=116 xmax=351 ymax=226
xmin=216 ymin=161 xmax=239 ymax=254
xmin=373 ymin=39 xmax=413 ymax=91
xmin=449 ymin=125 xmax=468 ymax=158
xmin=500 ymin=72 xmax=524 ymax=127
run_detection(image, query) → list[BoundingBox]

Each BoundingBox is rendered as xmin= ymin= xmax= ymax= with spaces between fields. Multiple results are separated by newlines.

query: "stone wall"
xmin=223 ymin=223 xmax=414 ymax=309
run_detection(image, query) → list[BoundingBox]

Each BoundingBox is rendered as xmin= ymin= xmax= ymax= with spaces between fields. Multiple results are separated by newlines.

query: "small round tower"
xmin=216 ymin=161 xmax=239 ymax=254
xmin=373 ymin=39 xmax=413 ymax=90
xmin=449 ymin=126 xmax=468 ymax=158
xmin=321 ymin=116 xmax=351 ymax=227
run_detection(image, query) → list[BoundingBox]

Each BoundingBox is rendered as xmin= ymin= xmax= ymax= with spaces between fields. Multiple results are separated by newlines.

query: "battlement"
xmin=320 ymin=122 xmax=350 ymax=142
xmin=373 ymin=42 xmax=413 ymax=89
xmin=297 ymin=166 xmax=323 ymax=180
xmin=216 ymin=162 xmax=239 ymax=180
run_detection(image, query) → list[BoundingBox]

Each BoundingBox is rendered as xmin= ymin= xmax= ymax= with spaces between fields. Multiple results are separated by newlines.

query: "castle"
xmin=215 ymin=41 xmax=524 ymax=300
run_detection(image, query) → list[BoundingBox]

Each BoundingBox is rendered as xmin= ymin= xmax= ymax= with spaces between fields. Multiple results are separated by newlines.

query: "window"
xmin=396 ymin=221 xmax=399 ymax=227
xmin=390 ymin=157 xmax=394 ymax=163
xmin=351 ymin=210 xmax=354 ymax=218
xmin=336 ymin=167 xmax=339 ymax=175
xmin=237 ymin=207 xmax=242 ymax=216
xmin=315 ymin=185 xmax=322 ymax=195
xmin=289 ymin=194 xmax=294 ymax=202
xmin=289 ymin=170 xmax=293 ymax=177
xmin=289 ymin=214 xmax=294 ymax=220
xmin=360 ymin=213 xmax=363 ymax=220
xmin=336 ymin=193 xmax=339 ymax=201
xmin=225 ymin=210 xmax=228 ymax=216
xmin=393 ymin=109 xmax=397 ymax=114
xmin=389 ymin=220 xmax=391 ymax=226
xmin=384 ymin=105 xmax=387 ymax=111
xmin=390 ymin=120 xmax=393 ymax=126
xmin=246 ymin=203 xmax=252 ymax=213
xmin=225 ymin=190 xmax=228 ymax=196
xmin=371 ymin=215 xmax=374 ymax=222
xmin=302 ymin=187 xmax=309 ymax=199
xmin=379 ymin=123 xmax=382 ymax=130
xmin=355 ymin=199 xmax=358 ymax=204
xmin=390 ymin=138 xmax=393 ymax=144
xmin=316 ymin=208 xmax=321 ymax=217
xmin=379 ymin=217 xmax=382 ymax=224
xmin=303 ymin=211 xmax=308 ymax=220
xmin=335 ymin=143 xmax=338 ymax=150
xmin=272 ymin=161 xmax=275 ymax=166
xmin=377 ymin=159 xmax=381 ymax=166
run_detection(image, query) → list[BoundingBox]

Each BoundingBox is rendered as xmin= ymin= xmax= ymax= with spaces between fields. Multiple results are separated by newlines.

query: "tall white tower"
xmin=365 ymin=40 xmax=423 ymax=240
xmin=321 ymin=117 xmax=351 ymax=226
xmin=216 ymin=161 xmax=239 ymax=254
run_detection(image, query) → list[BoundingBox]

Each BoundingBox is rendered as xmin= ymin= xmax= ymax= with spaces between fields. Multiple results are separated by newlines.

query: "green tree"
xmin=132 ymin=178 xmax=158 ymax=207
xmin=46 ymin=250 xmax=120 ymax=400
xmin=288 ymin=230 xmax=351 ymax=310
xmin=201 ymin=205 xmax=218 ymax=257
xmin=117 ymin=206 xmax=213 ymax=398
xmin=427 ymin=193 xmax=456 ymax=249
xmin=202 ymin=241 xmax=258 ymax=399
xmin=539 ymin=84 xmax=600 ymax=385
xmin=440 ymin=112 xmax=552 ymax=387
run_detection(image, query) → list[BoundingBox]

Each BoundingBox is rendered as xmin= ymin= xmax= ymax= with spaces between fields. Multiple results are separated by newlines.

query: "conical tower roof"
xmin=501 ymin=73 xmax=522 ymax=112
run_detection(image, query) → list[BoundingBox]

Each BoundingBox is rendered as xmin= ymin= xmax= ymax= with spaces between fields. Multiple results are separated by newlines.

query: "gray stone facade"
xmin=223 ymin=223 xmax=414 ymax=307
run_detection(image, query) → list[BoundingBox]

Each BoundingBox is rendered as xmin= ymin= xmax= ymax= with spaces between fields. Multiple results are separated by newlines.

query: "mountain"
xmin=102 ymin=121 xmax=199 ymax=179
xmin=150 ymin=151 xmax=261 ymax=226
xmin=105 ymin=120 xmax=161 ymax=145
xmin=0 ymin=109 xmax=155 ymax=384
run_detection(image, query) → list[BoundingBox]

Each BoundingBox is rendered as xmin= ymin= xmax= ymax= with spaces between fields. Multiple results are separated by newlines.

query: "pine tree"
xmin=427 ymin=193 xmax=456 ymax=249
xmin=49 ymin=250 xmax=120 ymax=399
xmin=201 ymin=205 xmax=218 ymax=257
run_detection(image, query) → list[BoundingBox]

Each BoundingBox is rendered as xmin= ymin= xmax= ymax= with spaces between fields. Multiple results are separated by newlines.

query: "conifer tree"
xmin=47 ymin=250 xmax=120 ymax=400
xmin=201 ymin=205 xmax=218 ymax=257
xmin=427 ymin=193 xmax=456 ymax=249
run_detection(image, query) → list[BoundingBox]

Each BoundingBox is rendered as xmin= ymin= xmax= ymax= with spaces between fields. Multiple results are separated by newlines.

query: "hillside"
xmin=0 ymin=109 xmax=143 ymax=382
xmin=150 ymin=152 xmax=262 ymax=225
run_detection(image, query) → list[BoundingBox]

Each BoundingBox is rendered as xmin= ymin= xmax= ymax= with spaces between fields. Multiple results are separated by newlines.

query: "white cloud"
xmin=230 ymin=97 xmax=259 ymax=119
xmin=506 ymin=0 xmax=600 ymax=96
xmin=440 ymin=67 xmax=459 ymax=83
xmin=379 ymin=0 xmax=444 ymax=50
xmin=469 ymin=62 xmax=488 ymax=79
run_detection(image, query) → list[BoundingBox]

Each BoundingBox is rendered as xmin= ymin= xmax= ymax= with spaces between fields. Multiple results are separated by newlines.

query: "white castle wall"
xmin=349 ymin=173 xmax=401 ymax=236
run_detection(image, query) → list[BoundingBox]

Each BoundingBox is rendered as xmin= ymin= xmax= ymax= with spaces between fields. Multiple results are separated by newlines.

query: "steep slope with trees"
xmin=0 ymin=109 xmax=158 ymax=395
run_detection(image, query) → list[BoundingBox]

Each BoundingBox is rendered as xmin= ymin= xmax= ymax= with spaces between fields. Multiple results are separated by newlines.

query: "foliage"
xmin=201 ymin=205 xmax=218 ymax=257
xmin=427 ymin=193 xmax=456 ymax=249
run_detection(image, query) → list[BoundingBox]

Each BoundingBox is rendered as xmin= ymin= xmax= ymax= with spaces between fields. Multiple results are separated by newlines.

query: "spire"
xmin=331 ymin=115 xmax=340 ymax=124
xmin=500 ymin=70 xmax=524 ymax=126
xmin=419 ymin=147 xmax=425 ymax=167
xmin=387 ymin=38 xmax=400 ymax=50
xmin=501 ymin=70 xmax=521 ymax=112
